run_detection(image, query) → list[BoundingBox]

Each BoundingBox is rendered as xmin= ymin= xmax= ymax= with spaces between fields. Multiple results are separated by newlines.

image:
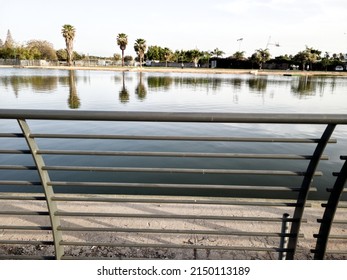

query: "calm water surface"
xmin=1 ymin=68 xmax=347 ymax=199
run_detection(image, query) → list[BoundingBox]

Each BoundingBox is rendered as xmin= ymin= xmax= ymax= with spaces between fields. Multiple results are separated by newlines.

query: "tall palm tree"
xmin=254 ymin=48 xmax=271 ymax=70
xmin=117 ymin=33 xmax=128 ymax=67
xmin=211 ymin=48 xmax=225 ymax=58
xmin=134 ymin=38 xmax=147 ymax=67
xmin=163 ymin=47 xmax=172 ymax=67
xmin=61 ymin=24 xmax=76 ymax=66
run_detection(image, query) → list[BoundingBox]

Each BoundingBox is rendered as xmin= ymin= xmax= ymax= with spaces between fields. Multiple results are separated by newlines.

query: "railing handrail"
xmin=1 ymin=109 xmax=347 ymax=124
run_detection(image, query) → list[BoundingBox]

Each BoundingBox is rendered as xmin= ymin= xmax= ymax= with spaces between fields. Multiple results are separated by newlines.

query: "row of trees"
xmin=0 ymin=29 xmax=84 ymax=62
xmin=0 ymin=30 xmax=58 ymax=60
xmin=114 ymin=32 xmax=345 ymax=70
xmin=1 ymin=27 xmax=346 ymax=70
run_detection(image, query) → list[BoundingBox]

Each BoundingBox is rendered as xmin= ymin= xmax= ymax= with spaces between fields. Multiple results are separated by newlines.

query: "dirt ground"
xmin=0 ymin=194 xmax=346 ymax=260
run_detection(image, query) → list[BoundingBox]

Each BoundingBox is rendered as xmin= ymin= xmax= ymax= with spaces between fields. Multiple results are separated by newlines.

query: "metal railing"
xmin=0 ymin=109 xmax=346 ymax=260
xmin=313 ymin=157 xmax=347 ymax=259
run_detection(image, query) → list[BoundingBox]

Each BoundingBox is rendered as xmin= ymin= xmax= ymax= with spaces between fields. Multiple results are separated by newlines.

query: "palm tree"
xmin=211 ymin=48 xmax=225 ymax=58
xmin=163 ymin=47 xmax=172 ymax=67
xmin=61 ymin=24 xmax=76 ymax=66
xmin=187 ymin=49 xmax=203 ymax=67
xmin=253 ymin=48 xmax=271 ymax=70
xmin=134 ymin=38 xmax=147 ymax=67
xmin=117 ymin=33 xmax=128 ymax=67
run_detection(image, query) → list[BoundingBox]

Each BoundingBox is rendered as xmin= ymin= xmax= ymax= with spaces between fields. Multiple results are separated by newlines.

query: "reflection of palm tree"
xmin=68 ymin=70 xmax=80 ymax=109
xmin=135 ymin=72 xmax=147 ymax=100
xmin=119 ymin=71 xmax=129 ymax=103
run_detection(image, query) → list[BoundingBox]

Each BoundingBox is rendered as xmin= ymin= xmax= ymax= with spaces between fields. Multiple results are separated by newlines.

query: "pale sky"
xmin=0 ymin=0 xmax=346 ymax=58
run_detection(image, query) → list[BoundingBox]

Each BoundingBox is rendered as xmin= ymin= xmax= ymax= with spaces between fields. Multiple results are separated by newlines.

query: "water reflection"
xmin=0 ymin=75 xmax=58 ymax=96
xmin=1 ymin=69 xmax=347 ymax=109
xmin=291 ymin=76 xmax=316 ymax=97
xmin=248 ymin=77 xmax=268 ymax=92
xmin=119 ymin=71 xmax=130 ymax=103
xmin=229 ymin=78 xmax=243 ymax=90
xmin=147 ymin=76 xmax=173 ymax=90
xmin=67 ymin=71 xmax=80 ymax=109
xmin=173 ymin=76 xmax=222 ymax=91
xmin=135 ymin=73 xmax=147 ymax=100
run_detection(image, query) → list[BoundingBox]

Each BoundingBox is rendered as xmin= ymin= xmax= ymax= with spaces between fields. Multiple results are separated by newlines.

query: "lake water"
xmin=0 ymin=68 xmax=347 ymax=199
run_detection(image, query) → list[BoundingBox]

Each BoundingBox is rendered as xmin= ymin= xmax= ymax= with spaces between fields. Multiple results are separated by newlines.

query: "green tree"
xmin=200 ymin=51 xmax=211 ymax=66
xmin=146 ymin=45 xmax=161 ymax=61
xmin=173 ymin=50 xmax=187 ymax=63
xmin=186 ymin=49 xmax=203 ymax=67
xmin=293 ymin=50 xmax=310 ymax=70
xmin=306 ymin=46 xmax=321 ymax=70
xmin=61 ymin=24 xmax=76 ymax=66
xmin=56 ymin=49 xmax=68 ymax=61
xmin=113 ymin=53 xmax=121 ymax=63
xmin=320 ymin=52 xmax=332 ymax=71
xmin=117 ymin=33 xmax=128 ymax=67
xmin=252 ymin=48 xmax=271 ymax=69
xmin=211 ymin=48 xmax=225 ymax=58
xmin=294 ymin=46 xmax=321 ymax=70
xmin=26 ymin=40 xmax=57 ymax=60
xmin=134 ymin=38 xmax=147 ymax=66
xmin=163 ymin=47 xmax=173 ymax=67
xmin=124 ymin=55 xmax=133 ymax=66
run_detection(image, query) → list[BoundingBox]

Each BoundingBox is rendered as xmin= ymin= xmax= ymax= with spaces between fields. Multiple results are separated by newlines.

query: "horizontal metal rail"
xmin=0 ymin=133 xmax=338 ymax=144
xmin=47 ymin=181 xmax=319 ymax=192
xmin=57 ymin=226 xmax=303 ymax=238
xmin=54 ymin=211 xmax=300 ymax=221
xmin=29 ymin=133 xmax=338 ymax=143
xmin=36 ymin=149 xmax=329 ymax=159
xmin=0 ymin=109 xmax=346 ymax=124
xmin=50 ymin=195 xmax=309 ymax=207
xmin=0 ymin=164 xmax=322 ymax=175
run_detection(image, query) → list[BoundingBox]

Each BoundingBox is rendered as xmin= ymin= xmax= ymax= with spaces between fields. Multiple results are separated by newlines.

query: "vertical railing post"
xmin=313 ymin=158 xmax=347 ymax=259
xmin=286 ymin=124 xmax=336 ymax=259
xmin=18 ymin=119 xmax=64 ymax=260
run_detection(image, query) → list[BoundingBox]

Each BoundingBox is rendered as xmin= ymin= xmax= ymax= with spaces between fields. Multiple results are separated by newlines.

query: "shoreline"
xmin=1 ymin=65 xmax=347 ymax=77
